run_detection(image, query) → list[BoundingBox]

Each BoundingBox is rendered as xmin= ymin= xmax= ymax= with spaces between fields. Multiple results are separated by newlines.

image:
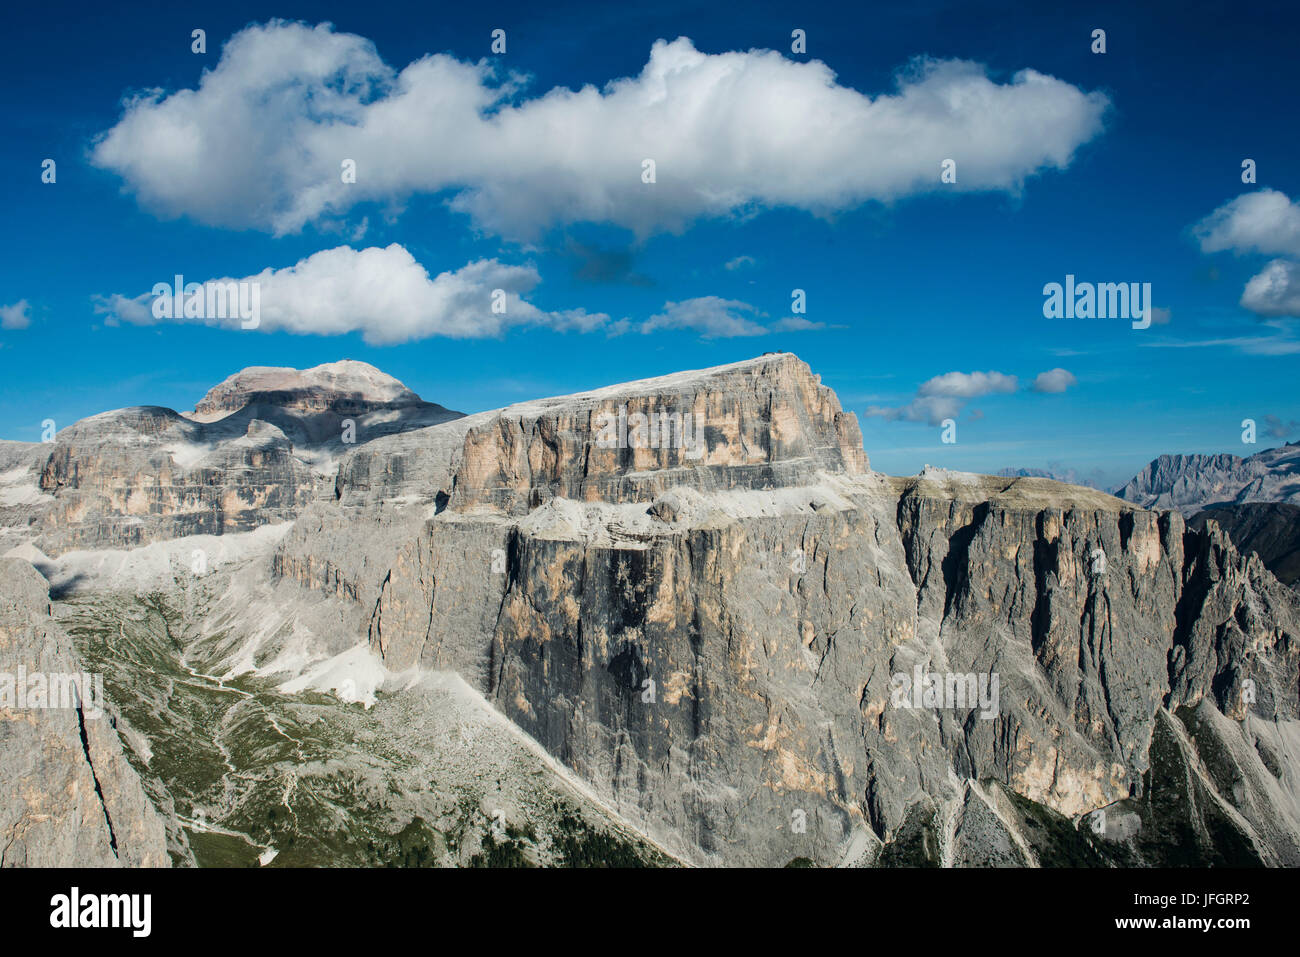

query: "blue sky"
xmin=2 ymin=0 xmax=1298 ymax=487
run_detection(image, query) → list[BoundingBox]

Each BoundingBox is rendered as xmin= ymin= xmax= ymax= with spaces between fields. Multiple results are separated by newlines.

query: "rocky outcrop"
xmin=0 ymin=558 xmax=170 ymax=866
xmin=36 ymin=409 xmax=321 ymax=554
xmin=1190 ymin=502 xmax=1300 ymax=587
xmin=332 ymin=354 xmax=865 ymax=512
xmin=189 ymin=360 xmax=427 ymax=420
xmin=8 ymin=360 xmax=462 ymax=556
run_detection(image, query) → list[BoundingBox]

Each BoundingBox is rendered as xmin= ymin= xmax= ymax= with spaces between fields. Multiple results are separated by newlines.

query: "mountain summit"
xmin=188 ymin=359 xmax=426 ymax=421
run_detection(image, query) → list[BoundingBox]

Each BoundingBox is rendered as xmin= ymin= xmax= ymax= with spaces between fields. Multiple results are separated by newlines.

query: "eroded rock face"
xmin=189 ymin=360 xmax=425 ymax=420
xmin=447 ymin=355 xmax=866 ymax=514
xmin=0 ymin=558 xmax=170 ymax=867
xmin=321 ymin=359 xmax=1300 ymax=866
xmin=9 ymin=352 xmax=1299 ymax=867
xmin=1190 ymin=503 xmax=1300 ymax=587
xmin=13 ymin=360 xmax=462 ymax=556
xmin=36 ymin=410 xmax=320 ymax=554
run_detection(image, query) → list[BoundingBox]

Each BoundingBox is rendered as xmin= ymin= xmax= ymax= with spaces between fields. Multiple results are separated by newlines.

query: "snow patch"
xmin=277 ymin=642 xmax=389 ymax=708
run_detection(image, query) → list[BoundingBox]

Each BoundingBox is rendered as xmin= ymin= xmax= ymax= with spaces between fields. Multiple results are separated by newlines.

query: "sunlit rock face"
xmin=5 ymin=354 xmax=1298 ymax=868
xmin=0 ymin=558 xmax=170 ymax=867
xmin=330 ymin=355 xmax=1298 ymax=866
xmin=17 ymin=360 xmax=462 ymax=556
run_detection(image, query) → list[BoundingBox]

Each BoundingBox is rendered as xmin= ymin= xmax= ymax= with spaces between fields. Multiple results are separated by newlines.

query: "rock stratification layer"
xmin=10 ymin=360 xmax=462 ymax=556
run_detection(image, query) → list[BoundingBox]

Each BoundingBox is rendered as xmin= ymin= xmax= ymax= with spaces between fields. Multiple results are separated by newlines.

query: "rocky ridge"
xmin=1116 ymin=443 xmax=1300 ymax=515
xmin=3 ymin=353 xmax=1298 ymax=867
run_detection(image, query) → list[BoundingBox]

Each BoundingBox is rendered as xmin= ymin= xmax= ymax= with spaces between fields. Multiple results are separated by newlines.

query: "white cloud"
xmin=93 ymin=243 xmax=608 ymax=344
xmin=867 ymin=370 xmax=1018 ymax=425
xmin=640 ymin=297 xmax=768 ymax=338
xmin=1193 ymin=189 xmax=1300 ymax=258
xmin=1240 ymin=259 xmax=1300 ymax=317
xmin=91 ymin=21 xmax=1110 ymax=240
xmin=0 ymin=300 xmax=31 ymax=330
xmin=725 ymin=255 xmax=757 ymax=271
xmin=1031 ymin=368 xmax=1078 ymax=393
xmin=628 ymin=298 xmax=830 ymax=338
xmin=769 ymin=316 xmax=828 ymax=332
xmin=919 ymin=370 xmax=1018 ymax=399
xmin=1193 ymin=191 xmax=1300 ymax=319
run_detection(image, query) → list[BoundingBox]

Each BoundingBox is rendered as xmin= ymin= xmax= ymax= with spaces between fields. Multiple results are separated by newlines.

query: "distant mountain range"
xmin=1115 ymin=443 xmax=1300 ymax=515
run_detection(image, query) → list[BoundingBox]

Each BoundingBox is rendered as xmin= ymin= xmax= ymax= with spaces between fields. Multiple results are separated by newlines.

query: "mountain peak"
xmin=189 ymin=359 xmax=422 ymax=421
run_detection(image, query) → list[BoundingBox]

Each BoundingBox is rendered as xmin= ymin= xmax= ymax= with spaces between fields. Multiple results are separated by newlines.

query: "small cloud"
xmin=1031 ymin=368 xmax=1078 ymax=393
xmin=1241 ymin=259 xmax=1300 ymax=318
xmin=0 ymin=300 xmax=31 ymax=330
xmin=866 ymin=370 xmax=1017 ymax=426
xmin=920 ymin=370 xmax=1018 ymax=399
xmin=1193 ymin=190 xmax=1300 ymax=320
xmin=1193 ymin=189 xmax=1300 ymax=258
xmin=1263 ymin=414 xmax=1300 ymax=440
xmin=640 ymin=297 xmax=768 ymax=338
xmin=769 ymin=316 xmax=827 ymax=332
xmin=725 ymin=255 xmax=757 ymax=271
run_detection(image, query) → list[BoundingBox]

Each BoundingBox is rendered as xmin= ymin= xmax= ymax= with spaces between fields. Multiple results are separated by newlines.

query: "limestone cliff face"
xmin=14 ymin=360 xmax=461 ymax=557
xmin=11 ymin=353 xmax=1299 ymax=867
xmin=333 ymin=354 xmax=865 ymax=513
xmin=447 ymin=355 xmax=866 ymax=513
xmin=36 ymin=409 xmax=320 ymax=554
xmin=0 ymin=558 xmax=170 ymax=867
xmin=328 ymin=358 xmax=1300 ymax=866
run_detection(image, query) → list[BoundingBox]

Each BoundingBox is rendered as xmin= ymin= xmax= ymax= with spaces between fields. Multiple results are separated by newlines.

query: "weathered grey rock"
xmin=254 ymin=355 xmax=1300 ymax=866
xmin=10 ymin=360 xmax=462 ymax=556
xmin=35 ymin=409 xmax=320 ymax=554
xmin=1117 ymin=443 xmax=1300 ymax=515
xmin=1190 ymin=502 xmax=1300 ymax=586
xmin=8 ymin=353 xmax=1299 ymax=868
xmin=0 ymin=558 xmax=170 ymax=866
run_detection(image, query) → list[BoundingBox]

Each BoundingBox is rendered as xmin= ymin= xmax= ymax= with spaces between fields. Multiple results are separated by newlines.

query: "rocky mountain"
xmin=1116 ymin=443 xmax=1300 ymax=515
xmin=3 ymin=353 xmax=1299 ymax=868
xmin=1190 ymin=502 xmax=1300 ymax=587
xmin=0 ymin=360 xmax=461 ymax=557
xmin=187 ymin=360 xmax=426 ymax=421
